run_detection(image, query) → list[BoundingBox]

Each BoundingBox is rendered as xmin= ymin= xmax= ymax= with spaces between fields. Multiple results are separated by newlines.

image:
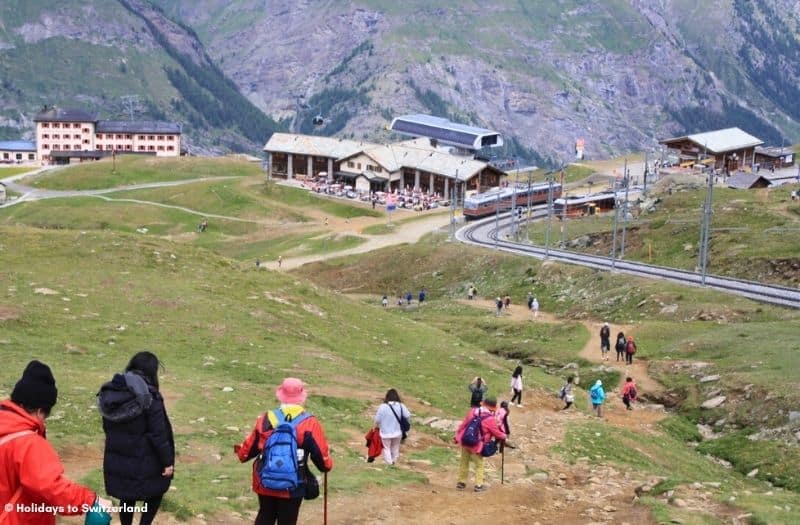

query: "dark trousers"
xmin=616 ymin=350 xmax=625 ymax=361
xmin=511 ymin=389 xmax=522 ymax=404
xmin=255 ymin=495 xmax=303 ymax=525
xmin=623 ymin=395 xmax=632 ymax=409
xmin=118 ymin=495 xmax=163 ymax=525
xmin=626 ymin=352 xmax=633 ymax=365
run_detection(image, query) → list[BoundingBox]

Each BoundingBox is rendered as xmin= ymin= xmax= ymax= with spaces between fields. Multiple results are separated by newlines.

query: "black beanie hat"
xmin=11 ymin=360 xmax=58 ymax=412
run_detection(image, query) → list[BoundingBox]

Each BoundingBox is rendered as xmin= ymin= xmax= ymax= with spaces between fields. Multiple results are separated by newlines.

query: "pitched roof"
xmin=263 ymin=133 xmax=369 ymax=158
xmin=34 ymin=107 xmax=97 ymax=123
xmin=727 ymin=172 xmax=771 ymax=189
xmin=345 ymin=141 xmax=499 ymax=181
xmin=390 ymin=114 xmax=502 ymax=150
xmin=661 ymin=127 xmax=763 ymax=154
xmin=0 ymin=140 xmax=36 ymax=152
xmin=96 ymin=120 xmax=181 ymax=134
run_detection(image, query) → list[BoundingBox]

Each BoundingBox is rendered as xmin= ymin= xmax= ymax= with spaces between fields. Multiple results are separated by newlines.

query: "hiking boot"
xmin=456 ymin=482 xmax=466 ymax=490
xmin=474 ymin=485 xmax=487 ymax=492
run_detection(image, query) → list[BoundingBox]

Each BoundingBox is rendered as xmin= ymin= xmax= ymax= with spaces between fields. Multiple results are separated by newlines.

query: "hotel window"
xmin=167 ymin=135 xmax=174 ymax=141
xmin=73 ymin=134 xmax=80 ymax=139
xmin=139 ymin=146 xmax=145 ymax=151
xmin=97 ymin=145 xmax=103 ymax=151
xmin=28 ymin=154 xmax=34 ymax=160
xmin=347 ymin=161 xmax=354 ymax=168
xmin=42 ymin=134 xmax=49 ymax=139
xmin=15 ymin=153 xmax=22 ymax=160
xmin=148 ymin=135 xmax=155 ymax=140
xmin=64 ymin=145 xmax=70 ymax=150
xmin=53 ymin=134 xmax=60 ymax=139
xmin=42 ymin=123 xmax=49 ymax=128
xmin=2 ymin=153 xmax=7 ymax=159
xmin=83 ymin=139 xmax=89 ymax=144
xmin=157 ymin=145 xmax=164 ymax=151
xmin=357 ymin=163 xmax=361 ymax=169
xmin=125 ymin=134 xmax=132 ymax=139
xmin=116 ymin=134 xmax=123 ymax=139
xmin=42 ymin=144 xmax=49 ymax=149
xmin=83 ymin=128 xmax=90 ymax=133
xmin=74 ymin=123 xmax=81 ymax=129
xmin=52 ymin=144 xmax=59 ymax=150
xmin=53 ymin=123 xmax=60 ymax=128
xmin=125 ymin=145 xmax=131 ymax=150
xmin=157 ymin=135 xmax=164 ymax=141
xmin=167 ymin=146 xmax=174 ymax=151
xmin=96 ymin=134 xmax=103 ymax=139
xmin=148 ymin=145 xmax=155 ymax=151
xmin=138 ymin=135 xmax=145 ymax=140
xmin=117 ymin=145 xmax=124 ymax=150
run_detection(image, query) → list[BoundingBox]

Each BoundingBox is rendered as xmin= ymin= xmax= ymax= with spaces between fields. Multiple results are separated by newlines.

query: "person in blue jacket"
xmin=589 ymin=379 xmax=606 ymax=417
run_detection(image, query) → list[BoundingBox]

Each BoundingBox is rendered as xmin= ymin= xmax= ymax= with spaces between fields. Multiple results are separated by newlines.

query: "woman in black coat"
xmin=98 ymin=351 xmax=174 ymax=525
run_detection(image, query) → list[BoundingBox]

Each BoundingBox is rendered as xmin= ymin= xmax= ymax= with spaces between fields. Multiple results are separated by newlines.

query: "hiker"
xmin=527 ymin=292 xmax=534 ymax=310
xmin=324 ymin=217 xmax=329 ymax=226
xmin=98 ymin=351 xmax=174 ymax=525
xmin=531 ymin=297 xmax=539 ymax=319
xmin=560 ymin=376 xmax=576 ymax=410
xmin=373 ymin=389 xmax=411 ymax=466
xmin=256 ymin=258 xmax=261 ymax=268
xmin=600 ymin=322 xmax=611 ymax=361
xmin=1 ymin=360 xmax=112 ymax=525
xmin=503 ymin=294 xmax=511 ymax=309
xmin=235 ymin=377 xmax=333 ymax=525
xmin=467 ymin=284 xmax=475 ymax=300
xmin=381 ymin=295 xmax=388 ymax=308
xmin=615 ymin=332 xmax=627 ymax=362
xmin=510 ymin=365 xmax=523 ymax=407
xmin=495 ymin=297 xmax=503 ymax=317
xmin=454 ymin=398 xmax=507 ymax=492
xmin=198 ymin=218 xmax=208 ymax=232
xmin=496 ymin=401 xmax=514 ymax=449
xmin=625 ymin=335 xmax=638 ymax=365
xmin=418 ymin=288 xmax=426 ymax=304
xmin=589 ymin=380 xmax=605 ymax=417
xmin=277 ymin=255 xmax=282 ymax=268
xmin=621 ymin=377 xmax=638 ymax=411
xmin=396 ymin=296 xmax=404 ymax=307
xmin=406 ymin=292 xmax=413 ymax=305
xmin=468 ymin=377 xmax=488 ymax=407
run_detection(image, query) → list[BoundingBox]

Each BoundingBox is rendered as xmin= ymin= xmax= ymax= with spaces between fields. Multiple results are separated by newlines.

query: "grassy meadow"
xmin=2 ymin=156 xmax=800 ymax=523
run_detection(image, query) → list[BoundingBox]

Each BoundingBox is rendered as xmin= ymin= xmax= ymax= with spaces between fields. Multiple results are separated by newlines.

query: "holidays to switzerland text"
xmin=6 ymin=502 xmax=148 ymax=514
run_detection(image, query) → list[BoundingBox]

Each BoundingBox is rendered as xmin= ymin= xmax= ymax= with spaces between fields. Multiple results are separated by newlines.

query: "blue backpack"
xmin=461 ymin=411 xmax=487 ymax=447
xmin=259 ymin=410 xmax=310 ymax=491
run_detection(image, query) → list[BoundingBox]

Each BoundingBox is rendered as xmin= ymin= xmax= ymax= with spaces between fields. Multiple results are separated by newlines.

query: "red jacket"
xmin=454 ymin=407 xmax=507 ymax=455
xmin=364 ymin=427 xmax=383 ymax=460
xmin=0 ymin=400 xmax=96 ymax=525
xmin=622 ymin=382 xmax=638 ymax=400
xmin=235 ymin=405 xmax=333 ymax=498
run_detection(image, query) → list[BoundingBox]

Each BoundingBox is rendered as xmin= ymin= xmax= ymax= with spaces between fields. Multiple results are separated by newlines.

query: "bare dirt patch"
xmin=0 ymin=304 xmax=20 ymax=321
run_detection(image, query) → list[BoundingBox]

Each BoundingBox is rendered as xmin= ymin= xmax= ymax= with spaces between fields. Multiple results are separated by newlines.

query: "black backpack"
xmin=461 ymin=411 xmax=487 ymax=447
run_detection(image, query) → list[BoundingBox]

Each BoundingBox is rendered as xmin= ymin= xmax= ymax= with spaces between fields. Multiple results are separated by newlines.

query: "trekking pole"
xmin=323 ymin=471 xmax=328 ymax=525
xmin=501 ymin=442 xmax=505 ymax=485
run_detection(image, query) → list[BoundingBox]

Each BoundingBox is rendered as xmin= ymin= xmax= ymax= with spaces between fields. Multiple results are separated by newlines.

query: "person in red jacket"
xmin=235 ymin=378 xmax=333 ymax=525
xmin=621 ymin=377 xmax=638 ymax=411
xmin=0 ymin=360 xmax=111 ymax=525
xmin=454 ymin=397 xmax=507 ymax=492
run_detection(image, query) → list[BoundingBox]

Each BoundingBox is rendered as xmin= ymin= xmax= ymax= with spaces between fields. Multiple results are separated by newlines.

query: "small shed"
xmin=727 ymin=172 xmax=771 ymax=190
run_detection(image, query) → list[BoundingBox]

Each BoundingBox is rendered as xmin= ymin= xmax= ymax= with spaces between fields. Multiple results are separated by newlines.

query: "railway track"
xmin=457 ymin=211 xmax=800 ymax=309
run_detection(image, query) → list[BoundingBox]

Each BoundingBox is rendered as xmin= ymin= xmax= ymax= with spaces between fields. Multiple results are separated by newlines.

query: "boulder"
xmin=788 ymin=411 xmax=800 ymax=424
xmin=701 ymin=396 xmax=726 ymax=409
xmin=699 ymin=375 xmax=721 ymax=383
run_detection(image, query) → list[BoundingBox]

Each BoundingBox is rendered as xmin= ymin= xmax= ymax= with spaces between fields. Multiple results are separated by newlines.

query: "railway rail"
xmin=456 ymin=211 xmax=800 ymax=309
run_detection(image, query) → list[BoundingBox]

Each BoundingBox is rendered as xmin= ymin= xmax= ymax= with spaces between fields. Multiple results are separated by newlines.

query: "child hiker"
xmin=560 ymin=375 xmax=576 ymax=410
xmin=589 ymin=380 xmax=606 ymax=417
xmin=621 ymin=377 xmax=638 ymax=411
xmin=510 ymin=365 xmax=523 ymax=407
xmin=600 ymin=322 xmax=611 ymax=361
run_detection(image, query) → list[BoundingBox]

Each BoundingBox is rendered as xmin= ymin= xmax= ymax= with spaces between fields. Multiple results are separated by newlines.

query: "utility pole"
xmin=494 ymin=186 xmax=500 ymax=250
xmin=511 ymin=171 xmax=518 ymax=241
xmin=526 ymin=169 xmax=532 ymax=243
xmin=449 ymin=186 xmax=456 ymax=241
xmin=698 ymin=170 xmax=715 ymax=284
xmin=544 ymin=171 xmax=554 ymax=258
xmin=643 ymin=150 xmax=649 ymax=196
xmin=610 ymin=193 xmax=620 ymax=268
xmin=620 ymin=159 xmax=630 ymax=258
xmin=560 ymin=170 xmax=567 ymax=245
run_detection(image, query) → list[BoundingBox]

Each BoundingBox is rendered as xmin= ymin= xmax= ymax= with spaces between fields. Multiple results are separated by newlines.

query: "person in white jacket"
xmin=510 ymin=365 xmax=523 ymax=407
xmin=374 ymin=389 xmax=411 ymax=466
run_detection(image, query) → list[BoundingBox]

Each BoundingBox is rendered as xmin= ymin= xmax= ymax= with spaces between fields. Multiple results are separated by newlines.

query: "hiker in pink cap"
xmin=235 ymin=378 xmax=333 ymax=525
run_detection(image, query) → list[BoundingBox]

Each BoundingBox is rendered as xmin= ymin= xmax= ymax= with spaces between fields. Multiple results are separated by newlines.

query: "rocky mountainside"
xmin=1 ymin=0 xmax=798 ymax=162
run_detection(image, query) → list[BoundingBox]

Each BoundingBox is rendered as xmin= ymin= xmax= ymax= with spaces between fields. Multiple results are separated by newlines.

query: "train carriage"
xmin=553 ymin=192 xmax=618 ymax=218
xmin=463 ymin=183 xmax=562 ymax=219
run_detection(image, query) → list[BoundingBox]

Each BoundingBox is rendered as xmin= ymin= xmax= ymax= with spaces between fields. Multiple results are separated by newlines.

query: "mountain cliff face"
xmin=1 ymin=1 xmax=798 ymax=161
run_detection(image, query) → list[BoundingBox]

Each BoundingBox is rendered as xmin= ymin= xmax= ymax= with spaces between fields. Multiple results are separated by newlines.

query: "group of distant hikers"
xmin=381 ymin=287 xmax=426 ymax=308
xmin=2 ymin=317 xmax=641 ymax=524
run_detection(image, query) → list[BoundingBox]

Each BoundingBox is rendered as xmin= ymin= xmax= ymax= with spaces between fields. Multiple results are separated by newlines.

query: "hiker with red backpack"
xmin=625 ymin=335 xmax=638 ymax=365
xmin=235 ymin=378 xmax=333 ymax=525
xmin=621 ymin=377 xmax=638 ymax=410
xmin=0 ymin=360 xmax=113 ymax=525
xmin=454 ymin=397 xmax=507 ymax=492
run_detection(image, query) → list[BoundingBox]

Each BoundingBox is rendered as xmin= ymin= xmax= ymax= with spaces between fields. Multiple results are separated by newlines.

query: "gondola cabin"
xmin=463 ymin=183 xmax=561 ymax=219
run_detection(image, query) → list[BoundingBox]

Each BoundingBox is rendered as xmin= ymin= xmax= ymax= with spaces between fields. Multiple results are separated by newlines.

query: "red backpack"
xmin=626 ymin=340 xmax=637 ymax=354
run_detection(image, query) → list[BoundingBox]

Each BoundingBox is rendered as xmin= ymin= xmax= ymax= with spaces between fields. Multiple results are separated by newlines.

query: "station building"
xmin=263 ymin=133 xmax=505 ymax=196
xmin=659 ymin=127 xmax=763 ymax=172
xmin=0 ymin=140 xmax=37 ymax=163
